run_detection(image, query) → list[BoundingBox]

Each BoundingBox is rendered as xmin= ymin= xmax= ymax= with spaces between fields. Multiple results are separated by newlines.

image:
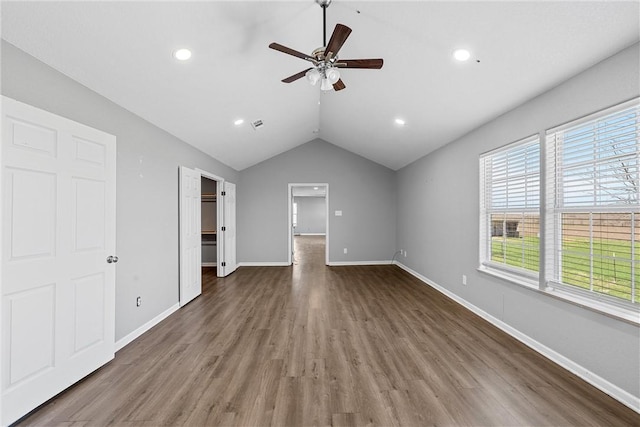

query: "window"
xmin=480 ymin=135 xmax=540 ymax=280
xmin=546 ymin=99 xmax=639 ymax=307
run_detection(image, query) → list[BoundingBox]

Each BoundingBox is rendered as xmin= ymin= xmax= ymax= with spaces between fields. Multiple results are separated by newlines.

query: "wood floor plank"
xmin=15 ymin=236 xmax=640 ymax=426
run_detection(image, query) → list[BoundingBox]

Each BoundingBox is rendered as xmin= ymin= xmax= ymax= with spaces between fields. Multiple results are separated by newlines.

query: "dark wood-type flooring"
xmin=18 ymin=236 xmax=640 ymax=426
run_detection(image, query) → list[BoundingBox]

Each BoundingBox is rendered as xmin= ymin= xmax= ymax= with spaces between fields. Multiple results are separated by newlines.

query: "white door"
xmin=1 ymin=97 xmax=116 ymax=425
xmin=179 ymin=166 xmax=201 ymax=305
xmin=221 ymin=181 xmax=237 ymax=276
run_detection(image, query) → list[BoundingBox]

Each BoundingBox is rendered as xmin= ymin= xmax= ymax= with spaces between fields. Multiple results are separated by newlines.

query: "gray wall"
xmin=294 ymin=196 xmax=326 ymax=234
xmin=396 ymin=43 xmax=640 ymax=399
xmin=238 ymin=140 xmax=396 ymax=263
xmin=1 ymin=41 xmax=239 ymax=341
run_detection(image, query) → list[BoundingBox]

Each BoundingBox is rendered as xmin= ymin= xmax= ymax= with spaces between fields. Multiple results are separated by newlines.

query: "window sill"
xmin=543 ymin=285 xmax=640 ymax=326
xmin=478 ymin=266 xmax=640 ymax=326
xmin=478 ymin=265 xmax=539 ymax=290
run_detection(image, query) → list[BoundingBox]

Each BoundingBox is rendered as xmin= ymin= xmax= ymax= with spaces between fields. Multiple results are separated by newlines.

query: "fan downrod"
xmin=316 ymin=0 xmax=332 ymax=47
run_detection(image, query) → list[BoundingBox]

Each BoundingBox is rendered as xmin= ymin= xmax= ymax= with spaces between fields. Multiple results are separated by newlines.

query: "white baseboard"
xmin=237 ymin=261 xmax=290 ymax=267
xmin=328 ymin=260 xmax=392 ymax=266
xmin=393 ymin=261 xmax=640 ymax=414
xmin=238 ymin=260 xmax=393 ymax=267
xmin=115 ymin=303 xmax=179 ymax=352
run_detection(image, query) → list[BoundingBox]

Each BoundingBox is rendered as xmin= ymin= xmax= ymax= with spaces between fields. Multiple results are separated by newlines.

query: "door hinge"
xmin=221 ymin=191 xmax=226 ymax=196
xmin=222 ymin=262 xmax=226 ymax=267
xmin=222 ymin=226 xmax=226 ymax=231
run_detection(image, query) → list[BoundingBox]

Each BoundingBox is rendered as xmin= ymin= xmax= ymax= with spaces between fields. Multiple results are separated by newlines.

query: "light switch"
xmin=335 ymin=210 xmax=342 ymax=216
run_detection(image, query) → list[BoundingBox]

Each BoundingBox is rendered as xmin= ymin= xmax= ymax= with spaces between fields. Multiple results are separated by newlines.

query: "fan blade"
xmin=335 ymin=59 xmax=384 ymax=69
xmin=269 ymin=42 xmax=315 ymax=62
xmin=333 ymin=79 xmax=346 ymax=91
xmin=282 ymin=68 xmax=313 ymax=83
xmin=324 ymin=24 xmax=352 ymax=60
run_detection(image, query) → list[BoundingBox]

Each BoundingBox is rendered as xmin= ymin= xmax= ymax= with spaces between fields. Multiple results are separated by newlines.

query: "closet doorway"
xmin=200 ymin=176 xmax=218 ymax=269
xmin=179 ymin=167 xmax=236 ymax=307
xmin=288 ymin=183 xmax=329 ymax=265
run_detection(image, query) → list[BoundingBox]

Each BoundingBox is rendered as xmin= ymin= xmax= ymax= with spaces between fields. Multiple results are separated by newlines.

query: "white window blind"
xmin=480 ymin=135 xmax=540 ymax=277
xmin=546 ymin=98 xmax=639 ymax=306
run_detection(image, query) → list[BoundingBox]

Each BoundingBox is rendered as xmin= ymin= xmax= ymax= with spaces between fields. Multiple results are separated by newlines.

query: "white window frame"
xmin=479 ymin=135 xmax=541 ymax=287
xmin=478 ymin=98 xmax=639 ymax=324
xmin=545 ymin=98 xmax=639 ymax=316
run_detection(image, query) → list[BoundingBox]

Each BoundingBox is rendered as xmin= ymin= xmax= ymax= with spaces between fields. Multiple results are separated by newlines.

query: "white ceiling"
xmin=2 ymin=1 xmax=639 ymax=171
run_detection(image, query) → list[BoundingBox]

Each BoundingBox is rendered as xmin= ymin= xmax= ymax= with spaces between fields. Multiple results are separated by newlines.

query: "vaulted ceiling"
xmin=2 ymin=1 xmax=639 ymax=171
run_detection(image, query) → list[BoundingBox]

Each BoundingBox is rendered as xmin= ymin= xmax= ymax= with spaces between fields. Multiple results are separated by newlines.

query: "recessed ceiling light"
xmin=453 ymin=49 xmax=471 ymax=61
xmin=173 ymin=48 xmax=192 ymax=61
xmin=234 ymin=119 xmax=244 ymax=126
xmin=395 ymin=118 xmax=406 ymax=126
xmin=314 ymin=187 xmax=319 ymax=190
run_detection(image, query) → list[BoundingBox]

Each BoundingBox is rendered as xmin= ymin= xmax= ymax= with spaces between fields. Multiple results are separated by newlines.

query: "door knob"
xmin=107 ymin=255 xmax=119 ymax=264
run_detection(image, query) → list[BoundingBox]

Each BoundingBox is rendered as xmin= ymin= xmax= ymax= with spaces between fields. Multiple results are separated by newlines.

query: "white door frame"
xmin=287 ymin=183 xmax=329 ymax=265
xmin=1 ymin=96 xmax=5 ymax=425
xmin=196 ymin=168 xmax=225 ymax=277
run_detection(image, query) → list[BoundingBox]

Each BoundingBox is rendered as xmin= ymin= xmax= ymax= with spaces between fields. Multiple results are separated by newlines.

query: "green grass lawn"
xmin=491 ymin=236 xmax=640 ymax=303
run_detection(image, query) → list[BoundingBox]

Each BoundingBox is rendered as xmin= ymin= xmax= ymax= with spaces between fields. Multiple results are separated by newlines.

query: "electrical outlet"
xmin=462 ymin=275 xmax=467 ymax=286
xmin=344 ymin=248 xmax=348 ymax=254
xmin=404 ymin=250 xmax=407 ymax=257
xmin=136 ymin=296 xmax=142 ymax=307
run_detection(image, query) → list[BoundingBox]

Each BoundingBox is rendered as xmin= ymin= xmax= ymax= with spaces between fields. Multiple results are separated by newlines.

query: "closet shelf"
xmin=202 ymin=194 xmax=217 ymax=201
xmin=202 ymin=230 xmax=217 ymax=235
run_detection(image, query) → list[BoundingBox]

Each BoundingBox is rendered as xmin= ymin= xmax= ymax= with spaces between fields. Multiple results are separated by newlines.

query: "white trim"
xmin=478 ymin=265 xmax=539 ymax=290
xmin=195 ymin=168 xmax=225 ymax=183
xmin=115 ymin=303 xmax=179 ymax=352
xmin=479 ymin=133 xmax=540 ymax=157
xmin=299 ymin=233 xmax=326 ymax=236
xmin=544 ymin=284 xmax=639 ymax=326
xmin=328 ymin=260 xmax=392 ymax=266
xmin=1 ymin=92 xmax=5 ymax=424
xmin=237 ymin=262 xmax=290 ymax=267
xmin=393 ymin=261 xmax=640 ymax=414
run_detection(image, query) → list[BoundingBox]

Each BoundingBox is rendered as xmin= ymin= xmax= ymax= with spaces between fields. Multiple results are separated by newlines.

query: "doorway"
xmin=195 ymin=168 xmax=236 ymax=278
xmin=200 ymin=176 xmax=218 ymax=270
xmin=288 ymin=183 xmax=329 ymax=265
xmin=179 ymin=167 xmax=236 ymax=307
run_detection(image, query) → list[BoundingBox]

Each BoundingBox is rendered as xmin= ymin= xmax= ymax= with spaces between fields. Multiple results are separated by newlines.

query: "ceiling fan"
xmin=269 ymin=0 xmax=383 ymax=92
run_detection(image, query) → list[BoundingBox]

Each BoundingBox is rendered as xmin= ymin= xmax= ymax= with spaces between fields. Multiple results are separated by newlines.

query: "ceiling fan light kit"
xmin=269 ymin=0 xmax=383 ymax=92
